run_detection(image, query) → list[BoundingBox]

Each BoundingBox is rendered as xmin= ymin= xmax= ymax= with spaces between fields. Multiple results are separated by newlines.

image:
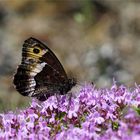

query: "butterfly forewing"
xmin=13 ymin=37 xmax=76 ymax=101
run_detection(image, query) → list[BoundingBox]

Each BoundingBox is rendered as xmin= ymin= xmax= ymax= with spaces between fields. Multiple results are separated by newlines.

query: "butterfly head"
xmin=60 ymin=78 xmax=76 ymax=94
xmin=68 ymin=78 xmax=77 ymax=89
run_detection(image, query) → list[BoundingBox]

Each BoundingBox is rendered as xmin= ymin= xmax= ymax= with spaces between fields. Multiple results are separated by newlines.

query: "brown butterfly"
xmin=13 ymin=37 xmax=76 ymax=101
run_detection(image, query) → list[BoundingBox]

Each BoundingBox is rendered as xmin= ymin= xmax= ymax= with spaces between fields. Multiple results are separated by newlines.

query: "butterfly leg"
xmin=67 ymin=92 xmax=72 ymax=111
xmin=55 ymin=94 xmax=61 ymax=110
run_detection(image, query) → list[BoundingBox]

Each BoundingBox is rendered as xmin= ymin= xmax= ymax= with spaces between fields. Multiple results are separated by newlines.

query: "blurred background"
xmin=0 ymin=0 xmax=139 ymax=112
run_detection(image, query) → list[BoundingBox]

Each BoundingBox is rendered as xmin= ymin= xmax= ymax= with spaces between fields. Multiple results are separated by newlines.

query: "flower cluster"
xmin=0 ymin=82 xmax=140 ymax=140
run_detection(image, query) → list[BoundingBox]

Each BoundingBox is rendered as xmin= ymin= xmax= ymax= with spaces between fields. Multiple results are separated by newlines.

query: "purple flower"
xmin=0 ymin=82 xmax=140 ymax=139
xmin=41 ymin=96 xmax=58 ymax=111
xmin=68 ymin=98 xmax=79 ymax=119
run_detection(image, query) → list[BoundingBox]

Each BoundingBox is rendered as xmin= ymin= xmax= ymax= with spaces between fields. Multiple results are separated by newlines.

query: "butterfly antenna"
xmin=76 ymin=80 xmax=95 ymax=87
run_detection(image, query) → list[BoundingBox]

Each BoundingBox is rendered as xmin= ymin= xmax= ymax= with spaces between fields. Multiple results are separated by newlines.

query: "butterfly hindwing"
xmin=13 ymin=37 xmax=76 ymax=101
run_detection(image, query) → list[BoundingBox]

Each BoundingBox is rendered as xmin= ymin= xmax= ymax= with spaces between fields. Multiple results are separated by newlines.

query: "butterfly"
xmin=13 ymin=37 xmax=76 ymax=101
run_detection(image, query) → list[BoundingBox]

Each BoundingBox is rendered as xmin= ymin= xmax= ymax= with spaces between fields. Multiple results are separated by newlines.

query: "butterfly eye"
xmin=33 ymin=48 xmax=40 ymax=54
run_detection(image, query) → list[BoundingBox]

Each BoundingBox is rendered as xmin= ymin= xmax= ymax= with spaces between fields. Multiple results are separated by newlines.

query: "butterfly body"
xmin=14 ymin=37 xmax=76 ymax=101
